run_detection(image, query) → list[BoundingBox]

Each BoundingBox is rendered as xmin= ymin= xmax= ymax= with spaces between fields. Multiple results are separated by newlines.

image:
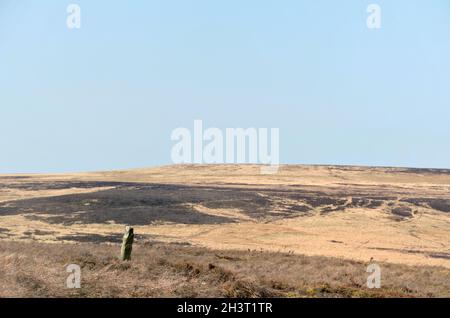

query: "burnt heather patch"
xmin=1 ymin=181 xmax=449 ymax=227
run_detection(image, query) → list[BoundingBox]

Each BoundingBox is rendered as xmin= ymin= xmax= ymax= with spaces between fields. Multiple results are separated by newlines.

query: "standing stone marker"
xmin=121 ymin=226 xmax=134 ymax=261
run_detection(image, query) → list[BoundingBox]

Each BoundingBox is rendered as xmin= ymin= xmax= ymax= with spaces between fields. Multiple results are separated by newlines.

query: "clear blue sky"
xmin=1 ymin=1 xmax=450 ymax=173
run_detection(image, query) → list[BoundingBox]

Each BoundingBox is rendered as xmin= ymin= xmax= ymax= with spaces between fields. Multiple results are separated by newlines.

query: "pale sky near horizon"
xmin=1 ymin=1 xmax=450 ymax=173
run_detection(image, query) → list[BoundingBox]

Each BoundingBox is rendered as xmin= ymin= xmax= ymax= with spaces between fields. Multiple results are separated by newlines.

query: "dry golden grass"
xmin=1 ymin=165 xmax=449 ymax=269
xmin=1 ymin=164 xmax=450 ymax=298
xmin=1 ymin=241 xmax=449 ymax=298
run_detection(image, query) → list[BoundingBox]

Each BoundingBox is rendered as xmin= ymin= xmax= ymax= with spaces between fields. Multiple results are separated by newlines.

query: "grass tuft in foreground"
xmin=0 ymin=241 xmax=449 ymax=298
